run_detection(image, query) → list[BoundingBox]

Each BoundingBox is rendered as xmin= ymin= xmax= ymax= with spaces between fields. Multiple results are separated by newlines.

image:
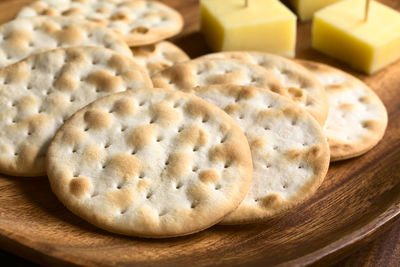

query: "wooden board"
xmin=0 ymin=0 xmax=399 ymax=266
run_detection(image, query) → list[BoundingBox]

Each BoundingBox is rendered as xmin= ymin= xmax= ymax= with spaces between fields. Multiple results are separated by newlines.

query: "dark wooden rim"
xmin=0 ymin=201 xmax=399 ymax=266
xmin=281 ymin=203 xmax=400 ymax=266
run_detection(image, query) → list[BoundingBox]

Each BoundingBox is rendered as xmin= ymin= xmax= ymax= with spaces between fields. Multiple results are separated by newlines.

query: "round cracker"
xmin=185 ymin=85 xmax=330 ymax=224
xmin=0 ymin=47 xmax=152 ymax=177
xmin=200 ymin=52 xmax=328 ymax=126
xmin=130 ymin=41 xmax=190 ymax=76
xmin=151 ymin=58 xmax=287 ymax=97
xmin=17 ymin=0 xmax=184 ymax=47
xmin=0 ymin=16 xmax=133 ymax=69
xmin=298 ymin=60 xmax=388 ymax=161
xmin=46 ymin=87 xmax=253 ymax=237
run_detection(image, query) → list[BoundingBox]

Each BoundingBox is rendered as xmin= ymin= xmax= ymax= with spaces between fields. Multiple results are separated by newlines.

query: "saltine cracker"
xmin=0 ymin=16 xmax=132 ymax=68
xmin=298 ymin=60 xmax=388 ymax=161
xmin=0 ymin=47 xmax=152 ymax=176
xmin=17 ymin=0 xmax=184 ymax=46
xmin=151 ymin=58 xmax=287 ymax=97
xmin=47 ymin=87 xmax=253 ymax=237
xmin=200 ymin=52 xmax=328 ymax=126
xmin=184 ymin=85 xmax=330 ymax=224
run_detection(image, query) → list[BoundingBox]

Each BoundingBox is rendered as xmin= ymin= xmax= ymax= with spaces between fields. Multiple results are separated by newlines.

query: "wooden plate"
xmin=0 ymin=0 xmax=399 ymax=266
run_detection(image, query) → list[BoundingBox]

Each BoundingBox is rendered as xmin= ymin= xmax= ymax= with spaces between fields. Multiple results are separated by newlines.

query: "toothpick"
xmin=364 ymin=0 xmax=371 ymax=21
xmin=245 ymin=0 xmax=249 ymax=8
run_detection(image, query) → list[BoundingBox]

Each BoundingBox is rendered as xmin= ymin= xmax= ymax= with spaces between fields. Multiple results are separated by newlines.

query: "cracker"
xmin=17 ymin=0 xmax=184 ymax=47
xmin=46 ymin=87 xmax=253 ymax=237
xmin=0 ymin=47 xmax=152 ymax=177
xmin=200 ymin=52 xmax=328 ymax=126
xmin=0 ymin=16 xmax=132 ymax=69
xmin=298 ymin=60 xmax=388 ymax=161
xmin=184 ymin=85 xmax=329 ymax=224
xmin=151 ymin=58 xmax=287 ymax=97
xmin=130 ymin=41 xmax=190 ymax=76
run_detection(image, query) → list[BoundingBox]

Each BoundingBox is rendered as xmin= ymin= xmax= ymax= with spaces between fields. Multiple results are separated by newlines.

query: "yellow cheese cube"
xmin=288 ymin=0 xmax=343 ymax=21
xmin=201 ymin=0 xmax=297 ymax=57
xmin=313 ymin=0 xmax=400 ymax=74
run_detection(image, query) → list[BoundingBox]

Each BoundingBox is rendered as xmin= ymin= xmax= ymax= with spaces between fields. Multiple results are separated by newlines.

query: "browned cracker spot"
xmin=130 ymin=41 xmax=190 ymax=76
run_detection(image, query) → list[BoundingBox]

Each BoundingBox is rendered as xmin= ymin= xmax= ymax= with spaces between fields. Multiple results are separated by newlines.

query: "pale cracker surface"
xmin=0 ymin=47 xmax=152 ymax=177
xmin=0 ymin=16 xmax=132 ymax=68
xmin=17 ymin=0 xmax=184 ymax=47
xmin=298 ymin=60 xmax=388 ymax=161
xmin=130 ymin=41 xmax=189 ymax=76
xmin=200 ymin=52 xmax=328 ymax=126
xmin=46 ymin=87 xmax=253 ymax=237
xmin=186 ymin=85 xmax=330 ymax=224
xmin=151 ymin=58 xmax=287 ymax=97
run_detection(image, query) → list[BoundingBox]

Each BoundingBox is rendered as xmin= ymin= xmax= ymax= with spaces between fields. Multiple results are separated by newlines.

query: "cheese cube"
xmin=201 ymin=0 xmax=297 ymax=57
xmin=288 ymin=0 xmax=343 ymax=21
xmin=313 ymin=0 xmax=400 ymax=74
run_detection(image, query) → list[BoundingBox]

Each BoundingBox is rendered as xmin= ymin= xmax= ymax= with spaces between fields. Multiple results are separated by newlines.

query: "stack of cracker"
xmin=0 ymin=1 xmax=388 ymax=238
xmin=9 ymin=0 xmax=189 ymax=75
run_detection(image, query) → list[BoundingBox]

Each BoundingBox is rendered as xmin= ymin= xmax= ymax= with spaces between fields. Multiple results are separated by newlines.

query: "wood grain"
xmin=337 ymin=218 xmax=400 ymax=266
xmin=0 ymin=0 xmax=399 ymax=266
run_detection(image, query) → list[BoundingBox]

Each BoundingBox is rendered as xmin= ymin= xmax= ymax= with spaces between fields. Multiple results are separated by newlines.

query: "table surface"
xmin=0 ymin=0 xmax=399 ymax=266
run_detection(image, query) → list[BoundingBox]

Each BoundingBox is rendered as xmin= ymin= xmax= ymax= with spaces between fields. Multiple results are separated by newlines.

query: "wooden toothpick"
xmin=364 ymin=0 xmax=371 ymax=21
xmin=245 ymin=0 xmax=249 ymax=8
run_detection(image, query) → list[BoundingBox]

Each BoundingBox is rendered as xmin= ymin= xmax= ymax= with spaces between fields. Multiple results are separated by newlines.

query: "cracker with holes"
xmin=0 ymin=16 xmax=133 ymax=69
xmin=46 ymin=87 xmax=253 ymax=237
xmin=151 ymin=58 xmax=287 ymax=96
xmin=0 ymin=47 xmax=152 ymax=177
xmin=131 ymin=41 xmax=190 ymax=76
xmin=200 ymin=52 xmax=328 ymax=126
xmin=298 ymin=61 xmax=388 ymax=161
xmin=17 ymin=0 xmax=184 ymax=47
xmin=184 ymin=85 xmax=329 ymax=224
